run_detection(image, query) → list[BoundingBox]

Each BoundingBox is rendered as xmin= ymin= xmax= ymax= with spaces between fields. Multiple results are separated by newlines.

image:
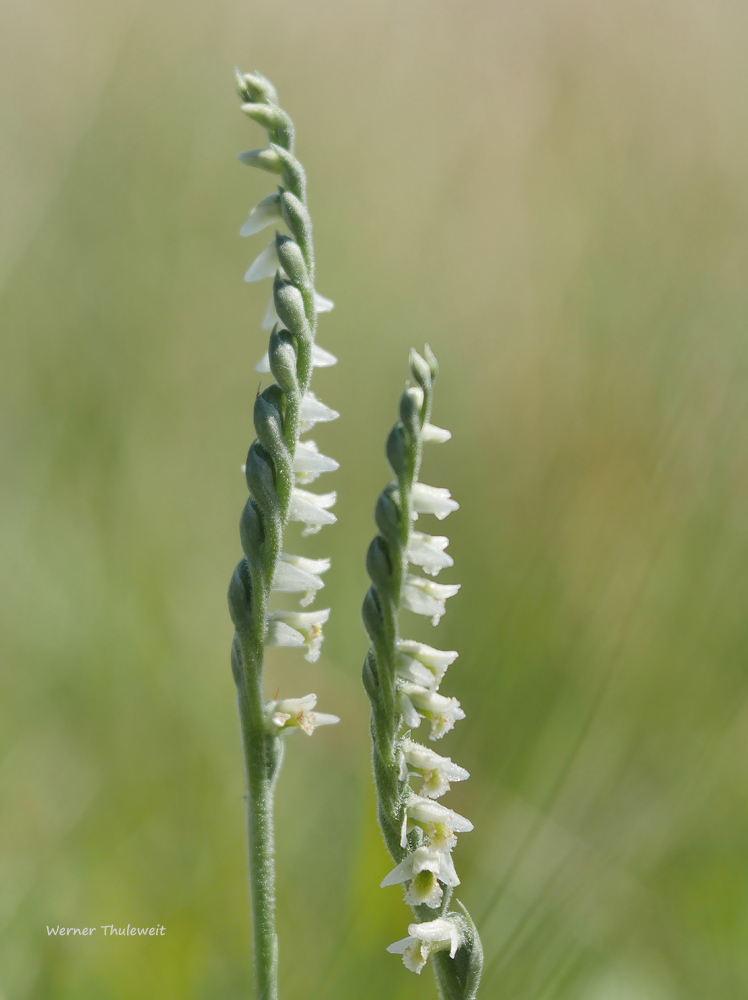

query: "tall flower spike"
xmin=227 ymin=70 xmax=338 ymax=1000
xmin=361 ymin=347 xmax=483 ymax=999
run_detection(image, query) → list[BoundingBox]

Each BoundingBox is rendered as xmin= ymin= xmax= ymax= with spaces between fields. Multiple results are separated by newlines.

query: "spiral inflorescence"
xmin=362 ymin=347 xmax=483 ymax=999
xmin=227 ymin=70 xmax=339 ymax=1000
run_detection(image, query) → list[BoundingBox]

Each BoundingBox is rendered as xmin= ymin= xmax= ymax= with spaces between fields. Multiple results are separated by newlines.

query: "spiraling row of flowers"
xmin=362 ymin=347 xmax=483 ymax=997
xmin=228 ymin=69 xmax=339 ymax=1000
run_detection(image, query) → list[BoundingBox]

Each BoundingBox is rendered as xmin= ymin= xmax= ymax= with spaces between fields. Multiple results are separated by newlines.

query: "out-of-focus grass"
xmin=2 ymin=0 xmax=748 ymax=997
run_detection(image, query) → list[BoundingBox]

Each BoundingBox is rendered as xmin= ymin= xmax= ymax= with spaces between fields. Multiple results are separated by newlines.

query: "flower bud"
xmin=245 ymin=442 xmax=277 ymax=514
xmin=280 ymin=192 xmax=313 ymax=263
xmin=228 ymin=558 xmax=253 ymax=632
xmin=386 ymin=423 xmax=409 ymax=477
xmin=271 ymin=143 xmax=306 ymax=201
xmin=424 ymin=343 xmax=439 ymax=380
xmin=276 ymin=234 xmax=311 ymax=292
xmin=268 ymin=328 xmax=299 ymax=395
xmin=241 ymin=103 xmax=294 ymax=151
xmin=366 ymin=536 xmax=394 ymax=595
xmin=409 ymin=348 xmax=432 ymax=393
xmin=362 ymin=585 xmax=386 ymax=648
xmin=237 ymin=148 xmax=282 ymax=173
xmin=399 ymin=386 xmax=423 ymax=437
xmin=375 ymin=485 xmax=402 ymax=542
xmin=273 ymin=276 xmax=308 ymax=335
xmin=240 ymin=71 xmax=279 ymax=105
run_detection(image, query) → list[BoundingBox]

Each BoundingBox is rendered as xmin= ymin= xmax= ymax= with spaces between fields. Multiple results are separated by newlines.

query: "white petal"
xmin=399 ymin=692 xmax=423 ymax=730
xmin=255 ymin=352 xmax=272 ymax=373
xmin=271 ymin=561 xmax=325 ymax=594
xmin=406 ymin=532 xmax=454 ymax=576
xmin=397 ymin=641 xmax=458 ymax=672
xmin=312 ymin=712 xmax=340 ymax=727
xmin=402 ymin=585 xmax=444 ymax=620
xmin=261 ymin=295 xmax=285 ymax=332
xmin=311 ymin=343 xmax=337 ymax=366
xmin=411 ymin=483 xmax=459 ymax=520
xmin=386 ymin=937 xmax=414 ymax=956
xmin=288 ymin=489 xmax=337 ymax=528
xmin=244 ymin=240 xmax=280 ymax=282
xmin=293 ymin=440 xmax=339 ymax=483
xmin=240 ymin=193 xmax=282 ymax=237
xmin=265 ymin=621 xmax=305 ymax=648
xmin=314 ymin=292 xmax=335 ymax=313
xmin=279 ymin=553 xmax=331 ymax=576
xmin=421 ymin=422 xmax=452 ymax=444
xmin=300 ymin=392 xmax=339 ymax=426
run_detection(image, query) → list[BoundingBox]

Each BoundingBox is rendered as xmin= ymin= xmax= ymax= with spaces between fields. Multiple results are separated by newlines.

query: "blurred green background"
xmin=3 ymin=0 xmax=748 ymax=997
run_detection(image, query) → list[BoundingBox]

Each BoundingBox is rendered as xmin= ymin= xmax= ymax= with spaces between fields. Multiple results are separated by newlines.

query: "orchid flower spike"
xmin=360 ymin=347 xmax=483 ymax=997
xmin=227 ymin=70 xmax=340 ymax=1000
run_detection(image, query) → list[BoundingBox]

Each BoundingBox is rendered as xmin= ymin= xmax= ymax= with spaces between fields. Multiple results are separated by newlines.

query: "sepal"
xmin=237 ymin=148 xmax=283 ymax=173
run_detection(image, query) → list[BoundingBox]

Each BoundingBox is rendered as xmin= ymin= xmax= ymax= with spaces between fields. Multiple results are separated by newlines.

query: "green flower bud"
xmin=362 ymin=585 xmax=386 ymax=648
xmin=276 ymin=234 xmax=311 ymax=292
xmin=237 ymin=148 xmax=283 ymax=173
xmin=271 ymin=143 xmax=306 ymax=201
xmin=375 ymin=484 xmax=402 ymax=541
xmin=366 ymin=536 xmax=394 ymax=596
xmin=386 ymin=423 xmax=410 ymax=478
xmin=241 ymin=103 xmax=295 ymax=151
xmin=245 ymin=442 xmax=277 ymax=516
xmin=280 ymin=192 xmax=313 ymax=267
xmin=240 ymin=71 xmax=279 ymax=105
xmin=399 ymin=386 xmax=423 ymax=437
xmin=273 ymin=276 xmax=308 ymax=336
xmin=409 ymin=348 xmax=432 ymax=393
xmin=424 ymin=343 xmax=439 ymax=381
xmin=228 ymin=558 xmax=253 ymax=632
xmin=268 ymin=328 xmax=299 ymax=395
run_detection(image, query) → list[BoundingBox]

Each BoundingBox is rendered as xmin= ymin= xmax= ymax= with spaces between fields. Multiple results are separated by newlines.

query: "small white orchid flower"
xmin=411 ymin=483 xmax=459 ymax=521
xmin=256 ymin=342 xmax=338 ymax=373
xmin=265 ymin=693 xmax=339 ymax=735
xmin=273 ymin=554 xmax=330 ymax=607
xmin=420 ymin=422 xmax=451 ymax=444
xmin=386 ymin=917 xmax=462 ymax=974
xmin=266 ymin=608 xmax=330 ymax=662
xmin=244 ymin=239 xmax=282 ymax=282
xmin=402 ymin=575 xmax=460 ymax=625
xmin=396 ymin=640 xmax=458 ymax=688
xmin=381 ymin=844 xmax=459 ymax=909
xmin=299 ymin=391 xmax=339 ymax=432
xmin=398 ymin=683 xmax=465 ymax=740
xmin=293 ymin=440 xmax=340 ymax=485
xmin=406 ymin=531 xmax=453 ymax=577
xmin=240 ymin=193 xmax=283 ymax=237
xmin=401 ymin=794 xmax=473 ymax=852
xmin=400 ymin=739 xmax=469 ymax=798
xmin=288 ymin=488 xmax=337 ymax=536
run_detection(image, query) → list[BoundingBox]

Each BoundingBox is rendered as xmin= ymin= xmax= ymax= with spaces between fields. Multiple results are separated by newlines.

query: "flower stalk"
xmin=228 ymin=70 xmax=339 ymax=1000
xmin=361 ymin=347 xmax=483 ymax=999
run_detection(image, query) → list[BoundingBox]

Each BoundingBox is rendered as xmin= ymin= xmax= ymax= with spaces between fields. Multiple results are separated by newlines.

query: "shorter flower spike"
xmin=360 ymin=346 xmax=482 ymax=995
xmin=265 ymin=693 xmax=339 ymax=735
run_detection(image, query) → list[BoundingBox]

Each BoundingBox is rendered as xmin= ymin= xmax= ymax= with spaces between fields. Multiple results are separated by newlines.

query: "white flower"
xmin=293 ymin=440 xmax=339 ymax=484
xmin=398 ymin=683 xmax=465 ymax=740
xmin=259 ymin=292 xmax=335 ymax=332
xmin=399 ymin=739 xmax=469 ymax=798
xmin=381 ymin=845 xmax=460 ymax=909
xmin=402 ymin=575 xmax=460 ymax=625
xmin=396 ymin=640 xmax=458 ymax=689
xmin=420 ymin=422 xmax=451 ymax=444
xmin=386 ymin=917 xmax=462 ymax=974
xmin=288 ymin=488 xmax=337 ymax=537
xmin=265 ymin=693 xmax=339 ymax=735
xmin=266 ymin=608 xmax=330 ymax=662
xmin=240 ymin=193 xmax=282 ymax=237
xmin=406 ymin=531 xmax=453 ymax=576
xmin=256 ymin=342 xmax=338 ymax=372
xmin=299 ymin=391 xmax=339 ymax=432
xmin=401 ymin=795 xmax=473 ymax=852
xmin=244 ymin=239 xmax=282 ymax=282
xmin=411 ymin=483 xmax=459 ymax=521
xmin=273 ymin=554 xmax=330 ymax=607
